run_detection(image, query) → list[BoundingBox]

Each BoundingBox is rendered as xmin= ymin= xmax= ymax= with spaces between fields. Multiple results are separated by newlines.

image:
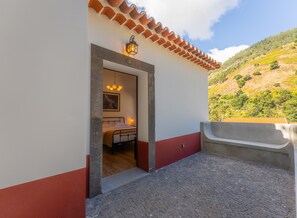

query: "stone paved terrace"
xmin=87 ymin=153 xmax=295 ymax=218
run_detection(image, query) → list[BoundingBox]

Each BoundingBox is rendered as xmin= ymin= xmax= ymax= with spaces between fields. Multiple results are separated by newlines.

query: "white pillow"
xmin=103 ymin=122 xmax=116 ymax=128
xmin=115 ymin=122 xmax=128 ymax=128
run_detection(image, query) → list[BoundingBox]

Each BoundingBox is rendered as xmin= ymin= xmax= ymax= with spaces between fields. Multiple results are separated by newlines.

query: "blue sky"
xmin=129 ymin=0 xmax=297 ymax=62
xmin=195 ymin=0 xmax=297 ymax=52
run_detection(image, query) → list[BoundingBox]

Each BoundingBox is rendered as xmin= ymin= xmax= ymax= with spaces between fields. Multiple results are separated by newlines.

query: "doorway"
xmin=89 ymin=44 xmax=155 ymax=197
xmin=102 ymin=69 xmax=138 ymax=177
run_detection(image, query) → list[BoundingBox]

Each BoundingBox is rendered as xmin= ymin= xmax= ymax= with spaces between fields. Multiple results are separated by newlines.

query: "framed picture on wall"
xmin=103 ymin=92 xmax=120 ymax=112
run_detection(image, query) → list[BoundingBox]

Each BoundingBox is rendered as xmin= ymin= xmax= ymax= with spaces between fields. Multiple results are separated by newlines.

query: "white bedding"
xmin=102 ymin=122 xmax=135 ymax=133
xmin=103 ymin=122 xmax=136 ymax=145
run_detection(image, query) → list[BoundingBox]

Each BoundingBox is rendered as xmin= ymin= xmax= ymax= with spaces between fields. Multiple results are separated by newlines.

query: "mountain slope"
xmin=209 ymin=28 xmax=297 ymax=86
xmin=208 ymin=28 xmax=297 ymax=122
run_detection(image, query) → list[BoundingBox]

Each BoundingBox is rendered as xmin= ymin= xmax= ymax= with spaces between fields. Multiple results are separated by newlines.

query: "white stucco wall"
xmin=88 ymin=9 xmax=208 ymax=142
xmin=0 ymin=1 xmax=88 ymax=188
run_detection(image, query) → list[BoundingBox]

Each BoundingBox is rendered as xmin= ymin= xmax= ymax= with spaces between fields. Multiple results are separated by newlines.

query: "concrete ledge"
xmin=201 ymin=122 xmax=296 ymax=170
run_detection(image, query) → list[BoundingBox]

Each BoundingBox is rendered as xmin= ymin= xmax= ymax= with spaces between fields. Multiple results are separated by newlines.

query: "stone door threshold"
xmin=101 ymin=167 xmax=148 ymax=193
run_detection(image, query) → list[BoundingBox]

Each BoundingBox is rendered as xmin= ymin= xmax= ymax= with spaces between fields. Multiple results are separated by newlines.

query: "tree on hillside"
xmin=283 ymin=99 xmax=297 ymax=121
xmin=231 ymin=91 xmax=248 ymax=109
xmin=273 ymin=89 xmax=292 ymax=102
xmin=237 ymin=79 xmax=245 ymax=88
xmin=243 ymin=75 xmax=252 ymax=81
xmin=274 ymin=83 xmax=280 ymax=87
xmin=243 ymin=90 xmax=277 ymax=117
xmin=270 ymin=60 xmax=280 ymax=70
xmin=209 ymin=94 xmax=231 ymax=121
xmin=253 ymin=71 xmax=261 ymax=76
xmin=234 ymin=74 xmax=243 ymax=80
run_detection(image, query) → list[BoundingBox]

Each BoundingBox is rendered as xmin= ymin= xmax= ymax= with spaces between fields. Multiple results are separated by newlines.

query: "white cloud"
xmin=128 ymin=0 xmax=240 ymax=40
xmin=208 ymin=45 xmax=249 ymax=63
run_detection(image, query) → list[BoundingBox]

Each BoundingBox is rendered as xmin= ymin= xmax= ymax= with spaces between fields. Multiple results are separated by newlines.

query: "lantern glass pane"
xmin=126 ymin=42 xmax=138 ymax=55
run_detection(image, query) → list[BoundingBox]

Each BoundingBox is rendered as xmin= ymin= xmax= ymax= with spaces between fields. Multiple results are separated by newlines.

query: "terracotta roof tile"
xmin=150 ymin=34 xmax=159 ymax=42
xmin=107 ymin=0 xmax=124 ymax=7
xmin=89 ymin=0 xmax=103 ymax=13
xmin=157 ymin=38 xmax=166 ymax=45
xmin=124 ymin=19 xmax=136 ymax=30
xmin=168 ymin=34 xmax=177 ymax=42
xmin=179 ymin=50 xmax=186 ymax=56
xmin=173 ymin=37 xmax=182 ymax=44
xmin=174 ymin=48 xmax=182 ymax=53
xmin=161 ymin=29 xmax=170 ymax=38
xmin=89 ymin=0 xmax=221 ymax=70
xmin=142 ymin=29 xmax=152 ymax=38
xmin=134 ymin=25 xmax=145 ymax=34
xmin=139 ymin=15 xmax=152 ymax=26
xmin=147 ymin=19 xmax=158 ymax=30
xmin=113 ymin=13 xmax=126 ymax=25
xmin=155 ymin=25 xmax=164 ymax=34
xmin=130 ymin=8 xmax=144 ymax=19
xmin=169 ymin=45 xmax=177 ymax=51
xmin=163 ymin=41 xmax=171 ymax=48
xmin=101 ymin=6 xmax=115 ymax=19
xmin=119 ymin=2 xmax=135 ymax=14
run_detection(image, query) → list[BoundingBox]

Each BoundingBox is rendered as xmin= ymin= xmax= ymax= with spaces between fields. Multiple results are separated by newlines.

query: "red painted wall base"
xmin=0 ymin=169 xmax=86 ymax=218
xmin=86 ymin=155 xmax=90 ymax=198
xmin=137 ymin=141 xmax=149 ymax=172
xmin=156 ymin=132 xmax=201 ymax=169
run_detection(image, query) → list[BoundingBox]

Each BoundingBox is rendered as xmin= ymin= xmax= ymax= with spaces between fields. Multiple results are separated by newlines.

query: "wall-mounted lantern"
xmin=126 ymin=35 xmax=138 ymax=55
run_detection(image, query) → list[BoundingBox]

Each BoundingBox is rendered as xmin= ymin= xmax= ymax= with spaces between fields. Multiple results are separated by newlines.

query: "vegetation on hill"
xmin=208 ymin=28 xmax=297 ymax=122
xmin=209 ymin=89 xmax=297 ymax=121
xmin=209 ymin=28 xmax=297 ymax=86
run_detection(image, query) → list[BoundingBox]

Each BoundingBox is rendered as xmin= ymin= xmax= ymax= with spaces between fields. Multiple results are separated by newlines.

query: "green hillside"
xmin=209 ymin=28 xmax=297 ymax=122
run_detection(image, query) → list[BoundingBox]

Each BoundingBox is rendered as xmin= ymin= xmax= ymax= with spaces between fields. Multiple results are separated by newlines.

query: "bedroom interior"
xmin=102 ymin=69 xmax=138 ymax=177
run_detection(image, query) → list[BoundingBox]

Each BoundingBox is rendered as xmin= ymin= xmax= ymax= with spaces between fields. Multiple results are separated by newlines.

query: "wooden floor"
xmin=103 ymin=142 xmax=137 ymax=178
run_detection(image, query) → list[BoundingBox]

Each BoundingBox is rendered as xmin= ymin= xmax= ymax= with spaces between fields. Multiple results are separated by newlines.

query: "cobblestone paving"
xmin=86 ymin=153 xmax=295 ymax=218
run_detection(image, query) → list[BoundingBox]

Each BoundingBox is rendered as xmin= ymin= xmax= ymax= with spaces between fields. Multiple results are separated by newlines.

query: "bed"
xmin=102 ymin=117 xmax=137 ymax=154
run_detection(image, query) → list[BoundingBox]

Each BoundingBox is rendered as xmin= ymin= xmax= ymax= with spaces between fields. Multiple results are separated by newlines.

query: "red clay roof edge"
xmin=89 ymin=0 xmax=221 ymax=71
